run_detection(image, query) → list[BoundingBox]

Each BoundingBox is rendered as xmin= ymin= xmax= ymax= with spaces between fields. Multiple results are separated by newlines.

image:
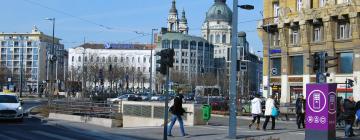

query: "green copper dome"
xmin=206 ymin=0 xmax=232 ymax=23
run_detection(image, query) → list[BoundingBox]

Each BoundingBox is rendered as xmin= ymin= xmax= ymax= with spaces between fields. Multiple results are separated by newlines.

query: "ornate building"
xmin=258 ymin=0 xmax=360 ymax=103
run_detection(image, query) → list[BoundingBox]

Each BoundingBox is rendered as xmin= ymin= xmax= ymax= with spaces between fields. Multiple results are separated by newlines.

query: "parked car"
xmin=0 ymin=93 xmax=24 ymax=121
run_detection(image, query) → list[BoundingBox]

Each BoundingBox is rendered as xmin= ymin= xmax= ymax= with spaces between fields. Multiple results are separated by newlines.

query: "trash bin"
xmin=202 ymin=104 xmax=212 ymax=121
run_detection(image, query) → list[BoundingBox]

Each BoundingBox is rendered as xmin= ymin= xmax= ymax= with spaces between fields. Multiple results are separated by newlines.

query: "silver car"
xmin=0 ymin=94 xmax=24 ymax=121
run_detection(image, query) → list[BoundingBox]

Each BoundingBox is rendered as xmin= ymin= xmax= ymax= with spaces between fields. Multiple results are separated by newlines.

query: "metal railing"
xmin=50 ymin=100 xmax=122 ymax=119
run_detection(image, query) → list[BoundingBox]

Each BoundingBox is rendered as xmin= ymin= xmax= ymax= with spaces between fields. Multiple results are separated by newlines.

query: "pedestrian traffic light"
xmin=347 ymin=79 xmax=354 ymax=87
xmin=324 ymin=52 xmax=337 ymax=72
xmin=313 ymin=52 xmax=320 ymax=73
xmin=156 ymin=50 xmax=167 ymax=75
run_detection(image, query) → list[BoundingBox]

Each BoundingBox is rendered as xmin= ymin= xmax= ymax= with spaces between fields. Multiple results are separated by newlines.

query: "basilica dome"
xmin=205 ymin=0 xmax=232 ymax=23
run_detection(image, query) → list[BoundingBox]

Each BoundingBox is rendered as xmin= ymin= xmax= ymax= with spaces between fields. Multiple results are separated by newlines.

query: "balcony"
xmin=263 ymin=17 xmax=279 ymax=26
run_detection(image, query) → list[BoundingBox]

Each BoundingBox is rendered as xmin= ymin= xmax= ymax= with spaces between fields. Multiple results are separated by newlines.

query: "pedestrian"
xmin=249 ymin=94 xmax=262 ymax=130
xmin=355 ymin=100 xmax=360 ymax=129
xmin=343 ymin=96 xmax=356 ymax=137
xmin=167 ymin=93 xmax=187 ymax=137
xmin=336 ymin=97 xmax=344 ymax=127
xmin=295 ymin=95 xmax=306 ymax=129
xmin=263 ymin=94 xmax=277 ymax=131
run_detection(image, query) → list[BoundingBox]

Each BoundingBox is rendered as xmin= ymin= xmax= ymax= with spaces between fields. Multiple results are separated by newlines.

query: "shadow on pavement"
xmin=236 ymin=129 xmax=303 ymax=139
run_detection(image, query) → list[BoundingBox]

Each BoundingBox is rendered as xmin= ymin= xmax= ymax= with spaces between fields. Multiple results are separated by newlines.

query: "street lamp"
xmin=150 ymin=28 xmax=158 ymax=99
xmin=229 ymin=1 xmax=254 ymax=139
xmin=45 ymin=17 xmax=56 ymax=105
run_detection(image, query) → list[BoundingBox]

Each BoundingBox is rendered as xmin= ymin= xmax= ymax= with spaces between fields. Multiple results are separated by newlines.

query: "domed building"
xmin=202 ymin=0 xmax=232 ymax=47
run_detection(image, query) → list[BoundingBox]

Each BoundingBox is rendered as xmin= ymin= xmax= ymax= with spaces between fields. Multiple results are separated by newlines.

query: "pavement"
xmin=5 ymin=114 xmax=356 ymax=140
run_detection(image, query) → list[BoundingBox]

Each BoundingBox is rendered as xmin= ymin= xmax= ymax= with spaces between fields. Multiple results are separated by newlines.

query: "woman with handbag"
xmin=263 ymin=94 xmax=277 ymax=131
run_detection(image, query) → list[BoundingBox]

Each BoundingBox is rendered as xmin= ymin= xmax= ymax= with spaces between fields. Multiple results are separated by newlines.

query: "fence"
xmin=50 ymin=100 xmax=122 ymax=119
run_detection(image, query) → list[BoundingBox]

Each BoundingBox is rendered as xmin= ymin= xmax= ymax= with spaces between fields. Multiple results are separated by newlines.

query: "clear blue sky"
xmin=1 ymin=0 xmax=263 ymax=54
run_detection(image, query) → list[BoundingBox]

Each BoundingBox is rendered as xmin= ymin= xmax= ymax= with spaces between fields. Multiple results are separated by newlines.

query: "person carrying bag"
xmin=263 ymin=94 xmax=277 ymax=131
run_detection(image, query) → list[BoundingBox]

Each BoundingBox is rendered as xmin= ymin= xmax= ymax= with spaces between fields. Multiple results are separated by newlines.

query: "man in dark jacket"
xmin=295 ymin=95 xmax=306 ymax=129
xmin=355 ymin=100 xmax=360 ymax=128
xmin=343 ymin=96 xmax=356 ymax=137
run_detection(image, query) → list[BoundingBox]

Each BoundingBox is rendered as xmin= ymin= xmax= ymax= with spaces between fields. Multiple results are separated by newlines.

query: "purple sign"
xmin=305 ymin=83 xmax=337 ymax=139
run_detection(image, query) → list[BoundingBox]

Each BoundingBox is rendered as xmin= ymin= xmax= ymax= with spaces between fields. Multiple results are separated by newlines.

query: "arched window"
xmin=215 ymin=34 xmax=220 ymax=43
xmin=108 ymin=56 xmax=111 ymax=62
xmin=222 ymin=34 xmax=226 ymax=43
xmin=78 ymin=56 xmax=81 ymax=62
xmin=102 ymin=57 xmax=105 ymax=62
xmin=210 ymin=35 xmax=214 ymax=43
xmin=96 ymin=57 xmax=99 ymax=62
xmin=71 ymin=56 xmax=74 ymax=62
xmin=114 ymin=57 xmax=118 ymax=62
xmin=90 ymin=56 xmax=93 ymax=62
xmin=217 ymin=10 xmax=221 ymax=15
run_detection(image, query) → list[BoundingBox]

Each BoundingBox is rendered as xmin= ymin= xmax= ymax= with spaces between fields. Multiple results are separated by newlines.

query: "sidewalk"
xmin=43 ymin=116 xmax=360 ymax=140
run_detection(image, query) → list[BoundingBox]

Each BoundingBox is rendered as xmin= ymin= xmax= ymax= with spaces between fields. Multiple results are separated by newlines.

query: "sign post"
xmin=305 ymin=83 xmax=337 ymax=140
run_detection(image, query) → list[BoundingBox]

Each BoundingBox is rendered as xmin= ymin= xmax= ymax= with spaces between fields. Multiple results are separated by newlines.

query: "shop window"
xmin=338 ymin=52 xmax=353 ymax=74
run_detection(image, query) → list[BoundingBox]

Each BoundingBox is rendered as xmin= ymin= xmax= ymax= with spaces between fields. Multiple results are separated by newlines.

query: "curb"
xmin=212 ymin=114 xmax=297 ymax=122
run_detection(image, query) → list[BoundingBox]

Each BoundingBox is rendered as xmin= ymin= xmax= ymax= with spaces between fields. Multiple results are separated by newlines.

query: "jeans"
xmin=167 ymin=115 xmax=185 ymax=136
xmin=296 ymin=113 xmax=305 ymax=128
xmin=263 ymin=116 xmax=275 ymax=130
xmin=345 ymin=120 xmax=354 ymax=137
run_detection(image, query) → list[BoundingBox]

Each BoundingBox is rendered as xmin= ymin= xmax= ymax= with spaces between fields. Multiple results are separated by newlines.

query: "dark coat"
xmin=295 ymin=98 xmax=306 ymax=114
xmin=170 ymin=95 xmax=185 ymax=116
xmin=343 ymin=99 xmax=356 ymax=121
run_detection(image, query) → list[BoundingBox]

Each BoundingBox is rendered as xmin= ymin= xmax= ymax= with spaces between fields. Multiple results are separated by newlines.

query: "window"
xmin=1 ymin=41 xmax=6 ymax=46
xmin=121 ymin=57 xmax=124 ymax=62
xmin=215 ymin=35 xmax=220 ymax=43
xmin=313 ymin=27 xmax=322 ymax=42
xmin=338 ymin=52 xmax=353 ymax=74
xmin=90 ymin=56 xmax=93 ymax=62
xmin=297 ymin=0 xmax=302 ymax=11
xmin=337 ymin=22 xmax=351 ymax=39
xmin=271 ymin=32 xmax=280 ymax=46
xmin=222 ymin=35 xmax=226 ymax=44
xmin=290 ymin=56 xmax=303 ymax=75
xmin=181 ymin=40 xmax=188 ymax=49
xmin=84 ymin=56 xmax=87 ymax=62
xmin=172 ymin=40 xmax=180 ymax=49
xmin=14 ymin=41 xmax=19 ymax=47
xmin=217 ymin=10 xmax=221 ymax=15
xmin=143 ymin=57 xmax=146 ymax=63
xmin=72 ymin=56 xmax=74 ymax=62
xmin=190 ymin=41 xmax=196 ymax=50
xmin=132 ymin=57 xmax=134 ymax=62
xmin=162 ymin=40 xmax=170 ymax=49
xmin=138 ymin=57 xmax=140 ymax=63
xmin=102 ymin=57 xmax=105 ymax=62
xmin=319 ymin=0 xmax=326 ymax=7
xmin=290 ymin=29 xmax=299 ymax=45
xmin=114 ymin=57 xmax=118 ymax=62
xmin=210 ymin=35 xmax=214 ymax=43
xmin=198 ymin=42 xmax=203 ymax=50
xmin=273 ymin=2 xmax=279 ymax=17
xmin=78 ymin=56 xmax=81 ymax=62
xmin=271 ymin=58 xmax=281 ymax=76
xmin=108 ymin=56 xmax=111 ymax=62
xmin=27 ymin=41 xmax=32 ymax=47
xmin=96 ymin=57 xmax=99 ymax=62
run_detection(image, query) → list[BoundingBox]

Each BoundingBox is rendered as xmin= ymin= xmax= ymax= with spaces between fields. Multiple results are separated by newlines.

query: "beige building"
xmin=258 ymin=0 xmax=360 ymax=104
xmin=0 ymin=26 xmax=65 ymax=93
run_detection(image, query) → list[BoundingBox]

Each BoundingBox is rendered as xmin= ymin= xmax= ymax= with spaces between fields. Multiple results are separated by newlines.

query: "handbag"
xmin=271 ymin=107 xmax=279 ymax=117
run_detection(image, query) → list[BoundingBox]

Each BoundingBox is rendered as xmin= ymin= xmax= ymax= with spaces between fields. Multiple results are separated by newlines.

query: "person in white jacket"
xmin=249 ymin=94 xmax=262 ymax=130
xmin=262 ymin=94 xmax=277 ymax=130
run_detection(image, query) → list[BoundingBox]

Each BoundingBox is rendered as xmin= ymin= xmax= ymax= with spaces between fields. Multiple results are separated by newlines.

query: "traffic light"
xmin=313 ymin=52 xmax=320 ymax=73
xmin=166 ymin=48 xmax=175 ymax=67
xmin=156 ymin=49 xmax=167 ymax=75
xmin=347 ymin=79 xmax=354 ymax=87
xmin=324 ymin=52 xmax=337 ymax=72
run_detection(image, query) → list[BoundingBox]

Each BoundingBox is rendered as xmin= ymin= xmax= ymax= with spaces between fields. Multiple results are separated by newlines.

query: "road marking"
xmin=0 ymin=133 xmax=17 ymax=140
xmin=32 ymin=130 xmax=76 ymax=140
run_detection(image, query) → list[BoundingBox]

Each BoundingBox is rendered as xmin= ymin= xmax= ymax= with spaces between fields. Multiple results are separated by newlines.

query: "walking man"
xmin=295 ymin=95 xmax=306 ymax=129
xmin=343 ymin=96 xmax=356 ymax=137
xmin=249 ymin=94 xmax=262 ymax=130
xmin=263 ymin=94 xmax=276 ymax=130
xmin=167 ymin=93 xmax=186 ymax=137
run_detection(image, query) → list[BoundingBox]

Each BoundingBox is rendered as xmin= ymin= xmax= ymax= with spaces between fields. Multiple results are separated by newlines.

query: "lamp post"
xmin=229 ymin=1 xmax=254 ymax=138
xmin=45 ymin=17 xmax=56 ymax=105
xmin=150 ymin=28 xmax=158 ymax=98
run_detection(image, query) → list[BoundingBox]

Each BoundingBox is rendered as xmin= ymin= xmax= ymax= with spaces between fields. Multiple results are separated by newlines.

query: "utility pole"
xmin=229 ymin=0 xmax=239 ymax=138
xmin=45 ymin=18 xmax=56 ymax=105
xmin=149 ymin=28 xmax=157 ymax=98
xmin=20 ymin=41 xmax=24 ymax=97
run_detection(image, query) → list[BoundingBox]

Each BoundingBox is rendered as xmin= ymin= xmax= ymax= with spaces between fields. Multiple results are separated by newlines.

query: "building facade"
xmin=68 ymin=44 xmax=154 ymax=93
xmin=258 ymin=0 xmax=360 ymax=104
xmin=0 ymin=26 xmax=65 ymax=93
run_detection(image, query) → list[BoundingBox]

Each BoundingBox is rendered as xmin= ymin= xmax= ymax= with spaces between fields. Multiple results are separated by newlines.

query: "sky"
xmin=0 ymin=0 xmax=263 ymax=54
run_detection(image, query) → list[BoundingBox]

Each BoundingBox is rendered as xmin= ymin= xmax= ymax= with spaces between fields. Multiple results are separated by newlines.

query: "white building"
xmin=0 ymin=26 xmax=65 ymax=93
xmin=68 ymin=44 xmax=155 ymax=92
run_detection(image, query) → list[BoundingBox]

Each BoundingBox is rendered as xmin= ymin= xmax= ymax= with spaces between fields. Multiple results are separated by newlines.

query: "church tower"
xmin=167 ymin=0 xmax=179 ymax=32
xmin=179 ymin=9 xmax=189 ymax=34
